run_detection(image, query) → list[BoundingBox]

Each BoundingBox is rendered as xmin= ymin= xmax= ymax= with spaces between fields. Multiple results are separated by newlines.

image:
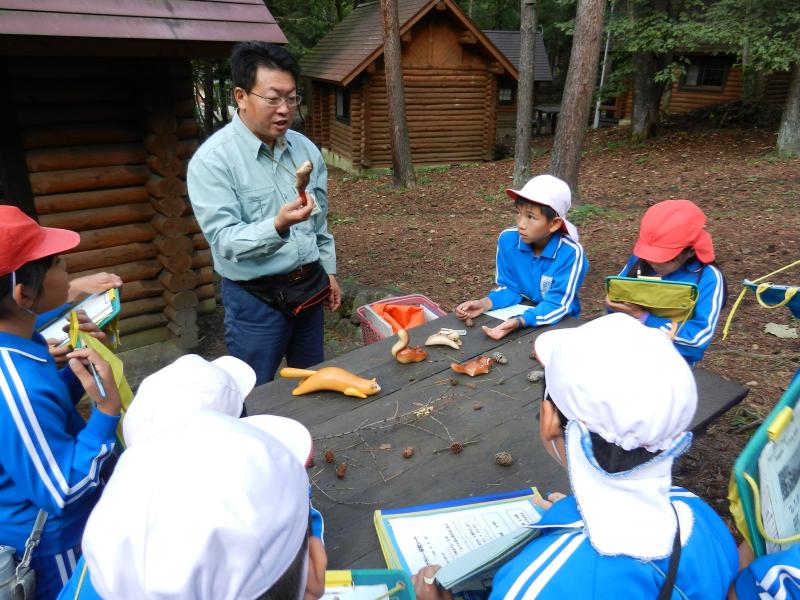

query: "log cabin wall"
xmin=363 ymin=13 xmax=497 ymax=168
xmin=10 ymin=56 xmax=211 ymax=350
xmin=666 ymin=66 xmax=742 ymax=114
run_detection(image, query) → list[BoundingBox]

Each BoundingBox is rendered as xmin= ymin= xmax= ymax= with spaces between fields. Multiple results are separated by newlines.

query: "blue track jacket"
xmin=0 ymin=332 xmax=118 ymax=557
xmin=735 ymin=545 xmax=800 ymax=599
xmin=487 ymin=230 xmax=588 ymax=327
xmin=489 ymin=489 xmax=737 ymax=599
xmin=618 ymin=256 xmax=725 ymax=364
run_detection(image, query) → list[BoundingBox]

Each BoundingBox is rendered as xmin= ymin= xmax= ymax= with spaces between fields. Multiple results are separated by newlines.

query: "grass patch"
xmin=418 ymin=175 xmax=432 ymax=185
xmin=417 ymin=165 xmax=449 ymax=174
xmin=569 ymin=203 xmax=608 ymax=225
xmin=329 ymin=212 xmax=356 ymax=225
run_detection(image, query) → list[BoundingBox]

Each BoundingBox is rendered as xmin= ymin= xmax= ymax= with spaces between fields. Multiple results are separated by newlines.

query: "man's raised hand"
xmin=275 ymin=195 xmax=315 ymax=232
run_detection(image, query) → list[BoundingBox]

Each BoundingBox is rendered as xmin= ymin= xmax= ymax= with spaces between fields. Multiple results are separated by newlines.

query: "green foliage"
xmin=268 ymin=0 xmax=355 ymax=62
xmin=568 ymin=203 xmax=608 ymax=225
xmin=329 ymin=212 xmax=357 ymax=225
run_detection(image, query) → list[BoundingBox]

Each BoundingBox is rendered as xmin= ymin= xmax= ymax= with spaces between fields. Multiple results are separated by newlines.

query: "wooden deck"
xmin=247 ymin=313 xmax=748 ymax=568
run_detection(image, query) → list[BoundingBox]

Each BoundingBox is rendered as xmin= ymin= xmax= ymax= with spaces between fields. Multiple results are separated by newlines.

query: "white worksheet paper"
xmin=386 ymin=498 xmax=541 ymax=574
xmin=484 ymin=304 xmax=530 ymax=321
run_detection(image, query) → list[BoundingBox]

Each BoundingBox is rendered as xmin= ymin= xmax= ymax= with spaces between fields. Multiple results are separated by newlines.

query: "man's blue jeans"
xmin=221 ymin=278 xmax=325 ymax=388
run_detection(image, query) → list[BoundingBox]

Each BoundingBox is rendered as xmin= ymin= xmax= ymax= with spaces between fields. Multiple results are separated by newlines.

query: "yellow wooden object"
xmin=279 ymin=367 xmax=381 ymax=399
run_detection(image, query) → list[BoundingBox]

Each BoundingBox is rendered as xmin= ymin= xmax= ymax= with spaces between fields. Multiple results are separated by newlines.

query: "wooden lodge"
xmin=0 ymin=0 xmax=285 ymax=350
xmin=300 ymin=0 xmax=551 ymax=172
xmin=611 ymin=52 xmax=792 ymax=119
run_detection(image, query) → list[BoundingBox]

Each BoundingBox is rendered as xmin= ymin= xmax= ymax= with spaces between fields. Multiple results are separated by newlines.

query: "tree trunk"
xmin=380 ymin=0 xmax=416 ymax=188
xmin=631 ymin=52 xmax=660 ymax=140
xmin=777 ymin=58 xmax=800 ymax=156
xmin=202 ymin=68 xmax=214 ymax=135
xmin=549 ymin=0 xmax=606 ymax=200
xmin=512 ymin=0 xmax=537 ymax=189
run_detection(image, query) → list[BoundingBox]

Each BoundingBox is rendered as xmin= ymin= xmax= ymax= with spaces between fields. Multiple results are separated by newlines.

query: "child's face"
xmin=34 ymin=256 xmax=70 ymax=313
xmin=645 ymin=248 xmax=692 ymax=277
xmin=516 ymin=203 xmax=562 ymax=247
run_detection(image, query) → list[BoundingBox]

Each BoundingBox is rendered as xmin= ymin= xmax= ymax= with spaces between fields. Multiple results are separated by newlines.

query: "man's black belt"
xmin=262 ymin=262 xmax=318 ymax=283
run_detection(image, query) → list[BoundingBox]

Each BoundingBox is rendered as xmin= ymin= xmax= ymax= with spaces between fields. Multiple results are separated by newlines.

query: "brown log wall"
xmin=13 ymin=57 xmax=209 ymax=350
xmin=364 ymin=68 xmax=494 ymax=167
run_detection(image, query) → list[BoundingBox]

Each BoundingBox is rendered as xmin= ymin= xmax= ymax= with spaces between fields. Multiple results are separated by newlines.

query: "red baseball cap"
xmin=633 ymin=199 xmax=715 ymax=263
xmin=0 ymin=206 xmax=80 ymax=276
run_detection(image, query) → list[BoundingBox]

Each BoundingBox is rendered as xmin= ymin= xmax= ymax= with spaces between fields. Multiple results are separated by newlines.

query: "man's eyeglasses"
xmin=246 ymin=90 xmax=302 ymax=107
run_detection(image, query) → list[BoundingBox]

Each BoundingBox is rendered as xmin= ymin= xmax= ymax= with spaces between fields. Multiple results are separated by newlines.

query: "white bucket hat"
xmin=534 ymin=313 xmax=697 ymax=558
xmin=83 ymin=410 xmax=312 ymax=600
xmin=506 ymin=174 xmax=579 ymax=241
xmin=123 ymin=354 xmax=256 ymax=447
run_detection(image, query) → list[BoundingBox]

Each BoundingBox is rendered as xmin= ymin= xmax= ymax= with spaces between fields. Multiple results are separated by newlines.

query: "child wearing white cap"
xmin=455 ymin=174 xmax=588 ymax=340
xmin=57 ymin=355 xmax=327 ymax=600
xmin=413 ymin=313 xmax=738 ymax=599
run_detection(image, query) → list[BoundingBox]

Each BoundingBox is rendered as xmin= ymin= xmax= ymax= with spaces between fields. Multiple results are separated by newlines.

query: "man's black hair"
xmin=230 ymin=41 xmax=300 ymax=91
xmin=514 ymin=198 xmax=558 ymax=222
xmin=0 ymin=255 xmax=55 ymax=318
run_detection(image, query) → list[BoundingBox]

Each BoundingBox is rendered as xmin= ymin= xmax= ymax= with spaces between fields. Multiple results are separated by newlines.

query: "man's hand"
xmin=275 ymin=195 xmax=314 ymax=232
xmin=68 ymin=272 xmax=122 ymax=303
xmin=605 ymin=296 xmax=646 ymax=320
xmin=325 ymin=275 xmax=342 ymax=312
xmin=412 ymin=566 xmax=454 ymax=600
xmin=482 ymin=317 xmax=522 ymax=340
xmin=455 ymin=297 xmax=491 ymax=320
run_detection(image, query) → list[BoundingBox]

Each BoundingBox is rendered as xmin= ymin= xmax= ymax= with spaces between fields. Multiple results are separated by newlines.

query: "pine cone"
xmin=450 ymin=442 xmax=463 ymax=454
xmin=335 ymin=462 xmax=347 ymax=478
xmin=402 ymin=446 xmax=415 ymax=458
xmin=324 ymin=449 xmax=335 ymax=463
xmin=495 ymin=451 xmax=514 ymax=466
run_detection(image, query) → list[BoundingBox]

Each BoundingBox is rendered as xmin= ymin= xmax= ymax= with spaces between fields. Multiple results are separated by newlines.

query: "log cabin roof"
xmin=482 ymin=30 xmax=552 ymax=82
xmin=0 ymin=0 xmax=286 ymax=44
xmin=300 ymin=0 xmax=518 ymax=86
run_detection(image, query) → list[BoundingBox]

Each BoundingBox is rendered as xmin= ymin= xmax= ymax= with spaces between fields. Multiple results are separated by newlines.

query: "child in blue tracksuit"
xmin=412 ymin=314 xmax=738 ymax=599
xmin=456 ymin=175 xmax=588 ymax=340
xmin=606 ymin=199 xmax=726 ymax=365
xmin=0 ymin=206 xmax=121 ymax=600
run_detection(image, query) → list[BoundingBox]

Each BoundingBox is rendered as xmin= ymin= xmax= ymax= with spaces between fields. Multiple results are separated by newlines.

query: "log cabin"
xmin=300 ymin=0 xmax=551 ymax=172
xmin=609 ymin=52 xmax=792 ymax=120
xmin=0 ymin=0 xmax=285 ymax=350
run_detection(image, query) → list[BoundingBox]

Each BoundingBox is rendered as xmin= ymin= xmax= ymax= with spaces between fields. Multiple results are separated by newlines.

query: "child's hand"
xmin=47 ymin=340 xmax=71 ymax=368
xmin=66 ymin=348 xmax=122 ymax=417
xmin=533 ymin=491 xmax=566 ymax=511
xmin=62 ymin=310 xmax=109 ymax=345
xmin=412 ymin=566 xmax=454 ymax=600
xmin=605 ymin=296 xmax=646 ymax=320
xmin=482 ymin=317 xmax=521 ymax=340
xmin=455 ymin=298 xmax=491 ymax=320
xmin=68 ymin=272 xmax=122 ymax=302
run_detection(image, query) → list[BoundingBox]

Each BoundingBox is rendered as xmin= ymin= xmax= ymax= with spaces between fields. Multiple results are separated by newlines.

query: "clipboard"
xmin=324 ymin=570 xmax=414 ymax=600
xmin=731 ymin=375 xmax=800 ymax=556
xmin=38 ymin=288 xmax=121 ymax=347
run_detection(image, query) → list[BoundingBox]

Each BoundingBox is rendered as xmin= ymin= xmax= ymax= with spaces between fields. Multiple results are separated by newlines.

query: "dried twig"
xmin=433 ymin=440 xmax=479 ymax=454
xmin=311 ymin=480 xmax=378 ymax=506
xmin=490 ymin=389 xmax=519 ymax=401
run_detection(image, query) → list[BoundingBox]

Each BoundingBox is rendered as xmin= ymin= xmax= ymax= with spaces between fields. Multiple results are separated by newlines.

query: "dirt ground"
xmin=201 ymin=124 xmax=799 ymax=525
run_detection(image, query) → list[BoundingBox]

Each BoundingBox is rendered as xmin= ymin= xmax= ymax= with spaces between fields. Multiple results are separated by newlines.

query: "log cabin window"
xmin=498 ymin=86 xmax=514 ymax=105
xmin=336 ymin=87 xmax=350 ymax=124
xmin=681 ymin=57 xmax=730 ymax=91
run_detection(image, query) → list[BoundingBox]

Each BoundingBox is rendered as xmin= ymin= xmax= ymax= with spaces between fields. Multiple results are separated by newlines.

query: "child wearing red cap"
xmin=606 ymin=199 xmax=727 ymax=365
xmin=0 ymin=206 xmax=122 ymax=600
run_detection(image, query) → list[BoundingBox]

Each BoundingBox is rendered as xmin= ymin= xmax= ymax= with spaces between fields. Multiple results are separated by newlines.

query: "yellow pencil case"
xmin=605 ymin=276 xmax=698 ymax=321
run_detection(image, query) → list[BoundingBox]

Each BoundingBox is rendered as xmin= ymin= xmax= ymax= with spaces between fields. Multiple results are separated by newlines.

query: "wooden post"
xmin=512 ymin=0 xmax=537 ymax=188
xmin=142 ymin=66 xmax=202 ymax=350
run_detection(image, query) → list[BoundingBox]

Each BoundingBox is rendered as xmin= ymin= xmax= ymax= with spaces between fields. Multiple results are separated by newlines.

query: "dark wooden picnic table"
xmin=533 ymin=103 xmax=561 ymax=135
xmin=247 ymin=313 xmax=748 ymax=568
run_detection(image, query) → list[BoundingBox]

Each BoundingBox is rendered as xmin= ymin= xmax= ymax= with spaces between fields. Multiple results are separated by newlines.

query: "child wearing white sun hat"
xmin=413 ymin=313 xmax=738 ymax=599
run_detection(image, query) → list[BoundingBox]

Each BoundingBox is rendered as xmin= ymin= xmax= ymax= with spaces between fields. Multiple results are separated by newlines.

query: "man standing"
xmin=188 ymin=42 xmax=340 ymax=389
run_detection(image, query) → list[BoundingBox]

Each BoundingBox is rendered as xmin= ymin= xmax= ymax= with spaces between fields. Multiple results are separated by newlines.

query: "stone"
xmin=527 ymin=369 xmax=544 ymax=383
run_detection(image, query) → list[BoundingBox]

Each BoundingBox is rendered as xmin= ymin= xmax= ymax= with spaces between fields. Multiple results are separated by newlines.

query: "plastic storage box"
xmin=356 ymin=294 xmax=446 ymax=345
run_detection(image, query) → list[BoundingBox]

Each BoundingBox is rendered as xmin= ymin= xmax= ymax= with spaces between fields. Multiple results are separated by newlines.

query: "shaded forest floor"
xmin=324 ymin=125 xmax=800 ymax=523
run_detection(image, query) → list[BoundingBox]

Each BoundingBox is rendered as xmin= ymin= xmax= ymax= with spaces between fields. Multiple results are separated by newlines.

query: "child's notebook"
xmin=374 ymin=488 xmax=544 ymax=595
xmin=38 ymin=289 xmax=120 ymax=347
